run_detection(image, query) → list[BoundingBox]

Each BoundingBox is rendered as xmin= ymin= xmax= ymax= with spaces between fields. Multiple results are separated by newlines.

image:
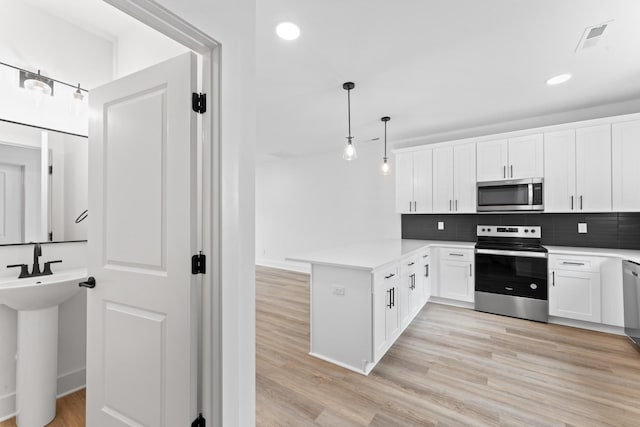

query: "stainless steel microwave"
xmin=477 ymin=178 xmax=543 ymax=212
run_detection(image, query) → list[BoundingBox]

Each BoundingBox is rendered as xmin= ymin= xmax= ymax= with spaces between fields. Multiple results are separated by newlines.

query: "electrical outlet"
xmin=332 ymin=285 xmax=345 ymax=296
xmin=578 ymin=223 xmax=588 ymax=234
xmin=438 ymin=221 xmax=445 ymax=230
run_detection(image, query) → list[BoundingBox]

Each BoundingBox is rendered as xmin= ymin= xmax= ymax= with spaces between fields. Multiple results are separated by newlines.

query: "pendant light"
xmin=73 ymin=83 xmax=84 ymax=102
xmin=342 ymin=82 xmax=357 ymax=161
xmin=381 ymin=116 xmax=391 ymax=175
xmin=21 ymin=69 xmax=53 ymax=96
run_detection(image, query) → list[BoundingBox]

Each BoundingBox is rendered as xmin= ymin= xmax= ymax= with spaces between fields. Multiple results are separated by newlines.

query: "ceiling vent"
xmin=575 ymin=21 xmax=612 ymax=52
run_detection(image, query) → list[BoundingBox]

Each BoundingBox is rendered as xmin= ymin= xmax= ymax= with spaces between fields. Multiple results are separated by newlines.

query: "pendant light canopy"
xmin=342 ymin=81 xmax=357 ymax=161
xmin=381 ymin=116 xmax=391 ymax=175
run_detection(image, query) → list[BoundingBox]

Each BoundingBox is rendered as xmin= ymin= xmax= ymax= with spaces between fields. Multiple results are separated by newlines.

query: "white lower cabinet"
xmin=420 ymin=250 xmax=432 ymax=304
xmin=438 ymin=248 xmax=474 ymax=303
xmin=373 ymin=265 xmax=400 ymax=362
xmin=549 ymin=255 xmax=603 ymax=323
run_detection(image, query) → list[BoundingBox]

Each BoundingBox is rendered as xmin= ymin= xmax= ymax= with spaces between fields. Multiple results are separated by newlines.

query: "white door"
xmin=576 ymin=124 xmax=612 ymax=212
xmin=612 ymin=120 xmax=640 ymax=211
xmin=395 ymin=152 xmax=413 ymax=213
xmin=87 ymin=52 xmax=198 ymax=426
xmin=508 ymin=134 xmax=543 ymax=179
xmin=549 ymin=270 xmax=601 ymax=323
xmin=0 ymin=163 xmax=24 ymax=244
xmin=544 ymin=130 xmax=576 ymax=212
xmin=432 ymin=146 xmax=454 ymax=213
xmin=453 ymin=144 xmax=476 ymax=212
xmin=476 ymin=139 xmax=507 ymax=181
xmin=412 ymin=149 xmax=433 ymax=213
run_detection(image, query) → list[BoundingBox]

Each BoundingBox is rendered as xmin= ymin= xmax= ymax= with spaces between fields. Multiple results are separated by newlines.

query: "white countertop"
xmin=287 ymin=239 xmax=475 ymax=271
xmin=288 ymin=239 xmax=640 ymax=271
xmin=545 ymin=246 xmax=640 ymax=264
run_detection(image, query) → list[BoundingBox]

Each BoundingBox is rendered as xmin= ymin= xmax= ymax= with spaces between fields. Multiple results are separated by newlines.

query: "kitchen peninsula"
xmin=289 ymin=239 xmax=475 ymax=374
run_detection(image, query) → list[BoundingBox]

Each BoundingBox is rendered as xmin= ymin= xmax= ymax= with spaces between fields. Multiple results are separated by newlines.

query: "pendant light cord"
xmin=384 ymin=120 xmax=387 ymax=157
xmin=347 ymin=88 xmax=352 ymax=139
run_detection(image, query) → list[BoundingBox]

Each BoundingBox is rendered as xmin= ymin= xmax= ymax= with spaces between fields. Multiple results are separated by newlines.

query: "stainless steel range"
xmin=474 ymin=225 xmax=548 ymax=322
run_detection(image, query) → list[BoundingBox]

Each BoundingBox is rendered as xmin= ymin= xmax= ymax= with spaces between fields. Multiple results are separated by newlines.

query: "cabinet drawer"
xmin=374 ymin=264 xmax=399 ymax=284
xmin=550 ymin=255 xmax=605 ymax=272
xmin=400 ymin=256 xmax=419 ymax=275
xmin=439 ymin=248 xmax=473 ymax=262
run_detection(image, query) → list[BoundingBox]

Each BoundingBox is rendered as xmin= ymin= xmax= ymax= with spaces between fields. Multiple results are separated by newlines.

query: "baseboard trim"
xmin=549 ymin=316 xmax=625 ymax=336
xmin=256 ymin=258 xmax=310 ymax=274
xmin=0 ymin=367 xmax=86 ymax=421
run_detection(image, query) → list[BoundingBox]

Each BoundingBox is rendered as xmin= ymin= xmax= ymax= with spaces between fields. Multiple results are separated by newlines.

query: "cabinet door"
xmin=612 ymin=120 xmax=640 ymax=211
xmin=453 ymin=144 xmax=477 ymax=213
xmin=439 ymin=259 xmax=474 ymax=302
xmin=508 ymin=134 xmax=543 ymax=179
xmin=420 ymin=252 xmax=431 ymax=304
xmin=432 ymin=146 xmax=454 ymax=213
xmin=576 ymin=125 xmax=612 ymax=212
xmin=413 ymin=150 xmax=433 ymax=213
xmin=373 ymin=276 xmax=388 ymax=359
xmin=395 ymin=152 xmax=414 ymax=213
xmin=386 ymin=284 xmax=401 ymax=343
xmin=549 ymin=270 xmax=601 ymax=323
xmin=476 ymin=139 xmax=508 ymax=182
xmin=544 ymin=130 xmax=576 ymax=212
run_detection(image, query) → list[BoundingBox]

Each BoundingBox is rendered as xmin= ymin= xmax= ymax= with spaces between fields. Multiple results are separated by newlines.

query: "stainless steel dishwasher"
xmin=623 ymin=260 xmax=640 ymax=350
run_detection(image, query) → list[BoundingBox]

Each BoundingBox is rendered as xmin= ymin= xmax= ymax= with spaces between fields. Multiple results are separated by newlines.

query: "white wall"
xmin=114 ymin=23 xmax=188 ymax=79
xmin=256 ymin=145 xmax=401 ymax=272
xmin=153 ymin=0 xmax=256 ymax=425
xmin=0 ymin=242 xmax=87 ymax=421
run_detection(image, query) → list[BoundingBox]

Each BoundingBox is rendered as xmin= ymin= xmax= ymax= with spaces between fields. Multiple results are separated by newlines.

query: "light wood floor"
xmin=0 ymin=388 xmax=85 ymax=427
xmin=256 ymin=265 xmax=640 ymax=426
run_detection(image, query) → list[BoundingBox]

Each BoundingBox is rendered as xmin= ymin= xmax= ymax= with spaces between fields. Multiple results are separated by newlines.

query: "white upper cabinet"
xmin=576 ymin=124 xmax=612 ymax=212
xmin=453 ymin=144 xmax=477 ymax=212
xmin=508 ymin=134 xmax=544 ymax=179
xmin=433 ymin=146 xmax=455 ymax=213
xmin=395 ymin=150 xmax=432 ymax=214
xmin=476 ymin=135 xmax=543 ymax=181
xmin=544 ymin=125 xmax=611 ymax=213
xmin=612 ymin=120 xmax=640 ymax=211
xmin=476 ymin=139 xmax=507 ymax=181
xmin=432 ymin=144 xmax=476 ymax=213
xmin=544 ymin=130 xmax=577 ymax=212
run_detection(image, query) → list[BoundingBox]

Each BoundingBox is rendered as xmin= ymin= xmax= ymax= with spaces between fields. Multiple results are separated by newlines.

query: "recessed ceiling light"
xmin=276 ymin=22 xmax=300 ymax=40
xmin=546 ymin=73 xmax=572 ymax=86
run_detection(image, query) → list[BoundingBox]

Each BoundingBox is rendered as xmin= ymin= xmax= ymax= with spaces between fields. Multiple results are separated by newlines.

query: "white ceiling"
xmin=257 ymin=0 xmax=640 ymax=161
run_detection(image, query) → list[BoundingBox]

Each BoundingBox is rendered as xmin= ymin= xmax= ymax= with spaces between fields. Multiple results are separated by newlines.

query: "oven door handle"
xmin=475 ymin=248 xmax=548 ymax=259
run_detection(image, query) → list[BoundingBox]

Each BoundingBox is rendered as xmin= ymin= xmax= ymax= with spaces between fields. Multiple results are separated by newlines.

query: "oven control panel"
xmin=477 ymin=225 xmax=541 ymax=238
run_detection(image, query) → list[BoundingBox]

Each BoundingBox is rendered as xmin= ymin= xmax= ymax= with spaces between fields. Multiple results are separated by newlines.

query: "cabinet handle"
xmin=503 ymin=165 xmax=506 ymax=178
xmin=580 ymin=195 xmax=583 ymax=210
xmin=409 ymin=201 xmax=412 ymax=212
xmin=422 ymin=254 xmax=429 ymax=258
xmin=449 ymin=200 xmax=452 ymax=211
xmin=455 ymin=200 xmax=458 ymax=211
xmin=552 ymin=271 xmax=555 ymax=286
xmin=469 ymin=264 xmax=472 ymax=276
xmin=408 ymin=262 xmax=415 ymax=266
xmin=391 ymin=287 xmax=395 ymax=307
xmin=561 ymin=261 xmax=585 ymax=266
xmin=384 ymin=273 xmax=395 ymax=279
xmin=632 ymin=271 xmax=639 ymax=278
xmin=424 ymin=264 xmax=429 ymax=277
xmin=414 ymin=201 xmax=417 ymax=211
xmin=571 ymin=195 xmax=574 ymax=210
xmin=386 ymin=289 xmax=392 ymax=309
xmin=510 ymin=165 xmax=513 ymax=178
xmin=449 ymin=253 xmax=464 ymax=257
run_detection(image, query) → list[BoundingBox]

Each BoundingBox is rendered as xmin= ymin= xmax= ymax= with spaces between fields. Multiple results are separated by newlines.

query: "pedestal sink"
xmin=0 ymin=268 xmax=87 ymax=427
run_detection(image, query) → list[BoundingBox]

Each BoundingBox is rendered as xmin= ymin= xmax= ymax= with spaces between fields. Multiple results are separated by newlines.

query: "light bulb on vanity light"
xmin=381 ymin=157 xmax=390 ymax=175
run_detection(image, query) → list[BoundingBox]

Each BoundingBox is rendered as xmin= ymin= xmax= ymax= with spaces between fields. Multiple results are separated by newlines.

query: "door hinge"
xmin=192 ymin=252 xmax=206 ymax=275
xmin=192 ymin=92 xmax=207 ymax=114
xmin=191 ymin=413 xmax=205 ymax=427
xmin=49 ymin=165 xmax=53 ymax=174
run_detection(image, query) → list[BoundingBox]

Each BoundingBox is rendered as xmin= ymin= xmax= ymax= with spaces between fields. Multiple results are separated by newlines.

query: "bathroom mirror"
xmin=0 ymin=119 xmax=87 ymax=245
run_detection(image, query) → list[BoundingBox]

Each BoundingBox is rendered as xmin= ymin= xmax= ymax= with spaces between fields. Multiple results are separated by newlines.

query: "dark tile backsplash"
xmin=401 ymin=213 xmax=640 ymax=249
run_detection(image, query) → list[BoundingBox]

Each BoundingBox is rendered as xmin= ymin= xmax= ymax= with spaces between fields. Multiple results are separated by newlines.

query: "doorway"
xmin=0 ymin=0 xmax=221 ymax=425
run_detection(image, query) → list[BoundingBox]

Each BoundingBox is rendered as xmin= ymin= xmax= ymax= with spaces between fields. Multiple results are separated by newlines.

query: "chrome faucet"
xmin=6 ymin=243 xmax=63 ymax=279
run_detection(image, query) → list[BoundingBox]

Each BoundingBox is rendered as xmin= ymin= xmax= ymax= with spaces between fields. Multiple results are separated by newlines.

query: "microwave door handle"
xmin=528 ymin=183 xmax=534 ymax=205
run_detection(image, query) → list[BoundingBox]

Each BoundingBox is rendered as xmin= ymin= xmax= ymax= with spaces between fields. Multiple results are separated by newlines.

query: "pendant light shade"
xmin=73 ymin=83 xmax=84 ymax=102
xmin=381 ymin=116 xmax=391 ymax=175
xmin=20 ymin=69 xmax=53 ymax=96
xmin=342 ymin=82 xmax=357 ymax=161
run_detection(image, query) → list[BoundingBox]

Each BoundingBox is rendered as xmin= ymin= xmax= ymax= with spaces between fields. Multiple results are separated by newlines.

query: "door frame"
xmin=103 ymin=1 xmax=221 ymax=424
